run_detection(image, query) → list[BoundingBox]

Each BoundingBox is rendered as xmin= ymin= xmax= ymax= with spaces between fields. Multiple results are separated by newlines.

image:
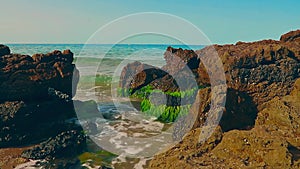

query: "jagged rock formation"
xmin=118 ymin=30 xmax=300 ymax=168
xmin=0 ymin=48 xmax=78 ymax=101
xmin=150 ymin=78 xmax=300 ymax=169
xmin=0 ymin=45 xmax=86 ymax=152
xmin=119 ymin=47 xmax=200 ymax=93
xmin=0 ymin=45 xmax=95 ymax=168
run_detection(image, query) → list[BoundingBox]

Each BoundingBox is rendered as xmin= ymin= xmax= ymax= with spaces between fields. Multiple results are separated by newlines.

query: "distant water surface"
xmin=7 ymin=44 xmax=204 ymax=59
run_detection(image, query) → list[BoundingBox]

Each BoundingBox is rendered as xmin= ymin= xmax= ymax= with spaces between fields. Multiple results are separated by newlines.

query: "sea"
xmin=8 ymin=44 xmax=204 ymax=169
xmin=7 ymin=44 xmax=203 ymax=60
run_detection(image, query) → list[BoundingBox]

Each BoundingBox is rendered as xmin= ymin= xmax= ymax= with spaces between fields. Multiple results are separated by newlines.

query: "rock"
xmin=280 ymin=29 xmax=300 ymax=42
xmin=0 ymin=44 xmax=10 ymax=57
xmin=74 ymin=100 xmax=101 ymax=119
xmin=149 ymin=126 xmax=223 ymax=169
xmin=197 ymin=40 xmax=300 ymax=107
xmin=162 ymin=46 xmax=200 ymax=75
xmin=119 ymin=48 xmax=200 ymax=93
xmin=122 ymin=30 xmax=300 ymax=109
xmin=102 ymin=111 xmax=122 ymax=120
xmin=210 ymin=128 xmax=293 ymax=168
xmin=21 ymin=130 xmax=86 ymax=160
xmin=149 ymin=78 xmax=300 ymax=169
xmin=189 ymin=88 xmax=258 ymax=131
xmin=0 ymin=45 xmax=85 ymax=147
xmin=149 ymin=31 xmax=300 ymax=168
xmin=173 ymin=30 xmax=300 ymax=131
xmin=255 ymin=78 xmax=300 ymax=148
xmin=0 ymin=98 xmax=79 ymax=147
xmin=119 ymin=61 xmax=168 ymax=92
xmin=0 ymin=46 xmax=79 ymax=101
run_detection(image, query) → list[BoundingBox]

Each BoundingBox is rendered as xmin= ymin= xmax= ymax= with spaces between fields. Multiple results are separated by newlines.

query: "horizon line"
xmin=4 ymin=42 xmax=206 ymax=46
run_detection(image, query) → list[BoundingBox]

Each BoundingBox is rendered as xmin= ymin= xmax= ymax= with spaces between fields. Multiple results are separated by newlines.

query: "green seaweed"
xmin=78 ymin=150 xmax=117 ymax=167
xmin=140 ymin=100 xmax=191 ymax=123
xmin=117 ymin=84 xmax=204 ymax=123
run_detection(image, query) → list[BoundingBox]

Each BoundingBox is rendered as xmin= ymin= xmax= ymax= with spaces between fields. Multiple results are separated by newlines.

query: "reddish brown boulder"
xmin=162 ymin=46 xmax=200 ymax=75
xmin=119 ymin=47 xmax=200 ymax=93
xmin=0 ymin=47 xmax=79 ymax=101
xmin=199 ymin=39 xmax=300 ymax=107
xmin=119 ymin=61 xmax=168 ymax=92
xmin=149 ymin=30 xmax=300 ymax=169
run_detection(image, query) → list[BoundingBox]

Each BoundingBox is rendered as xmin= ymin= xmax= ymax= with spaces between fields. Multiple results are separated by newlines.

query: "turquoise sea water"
xmin=7 ymin=44 xmax=204 ymax=76
xmin=7 ymin=44 xmax=203 ymax=59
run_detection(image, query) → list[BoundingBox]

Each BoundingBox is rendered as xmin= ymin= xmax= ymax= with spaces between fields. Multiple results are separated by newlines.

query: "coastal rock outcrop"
xmin=117 ymin=30 xmax=300 ymax=168
xmin=0 ymin=45 xmax=82 ymax=148
xmin=0 ymin=48 xmax=79 ymax=101
xmin=0 ymin=45 xmax=92 ymax=169
xmin=150 ymin=78 xmax=300 ymax=169
xmin=119 ymin=47 xmax=200 ymax=93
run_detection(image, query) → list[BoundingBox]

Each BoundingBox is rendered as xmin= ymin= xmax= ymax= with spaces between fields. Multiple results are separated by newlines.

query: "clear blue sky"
xmin=1 ymin=0 xmax=299 ymax=44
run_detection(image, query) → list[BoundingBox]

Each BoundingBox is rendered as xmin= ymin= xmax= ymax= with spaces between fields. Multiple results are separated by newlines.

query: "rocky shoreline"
xmin=120 ymin=30 xmax=300 ymax=168
xmin=0 ymin=30 xmax=300 ymax=169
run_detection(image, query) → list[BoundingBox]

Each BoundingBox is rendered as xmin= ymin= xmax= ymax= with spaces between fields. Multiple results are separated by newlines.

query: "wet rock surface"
xmin=143 ymin=30 xmax=300 ymax=168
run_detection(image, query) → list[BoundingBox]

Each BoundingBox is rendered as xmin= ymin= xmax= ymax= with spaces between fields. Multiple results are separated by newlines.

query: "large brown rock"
xmin=119 ymin=61 xmax=168 ymax=92
xmin=162 ymin=46 xmax=200 ymax=75
xmin=0 ymin=46 xmax=79 ymax=101
xmin=120 ymin=31 xmax=300 ymax=108
xmin=189 ymin=31 xmax=300 ymax=130
xmin=149 ymin=31 xmax=300 ymax=168
xmin=0 ymin=45 xmax=84 ymax=148
xmin=119 ymin=46 xmax=200 ymax=93
xmin=197 ymin=39 xmax=300 ymax=107
xmin=150 ymin=78 xmax=300 ymax=169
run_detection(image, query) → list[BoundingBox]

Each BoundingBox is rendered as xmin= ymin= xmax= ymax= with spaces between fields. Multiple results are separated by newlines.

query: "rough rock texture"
xmin=0 ymin=45 xmax=84 ymax=148
xmin=21 ymin=130 xmax=86 ymax=160
xmin=150 ymin=79 xmax=300 ymax=168
xmin=0 ymin=99 xmax=79 ymax=147
xmin=199 ymin=40 xmax=300 ymax=108
xmin=119 ymin=61 xmax=168 ymax=92
xmin=121 ymin=30 xmax=300 ymax=106
xmin=119 ymin=47 xmax=200 ymax=93
xmin=280 ymin=29 xmax=300 ymax=42
xmin=149 ymin=31 xmax=300 ymax=168
xmin=0 ymin=48 xmax=79 ymax=101
xmin=0 ymin=45 xmax=106 ymax=169
xmin=150 ymin=126 xmax=223 ymax=169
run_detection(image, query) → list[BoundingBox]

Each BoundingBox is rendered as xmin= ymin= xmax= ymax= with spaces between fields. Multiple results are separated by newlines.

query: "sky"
xmin=0 ymin=0 xmax=300 ymax=44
